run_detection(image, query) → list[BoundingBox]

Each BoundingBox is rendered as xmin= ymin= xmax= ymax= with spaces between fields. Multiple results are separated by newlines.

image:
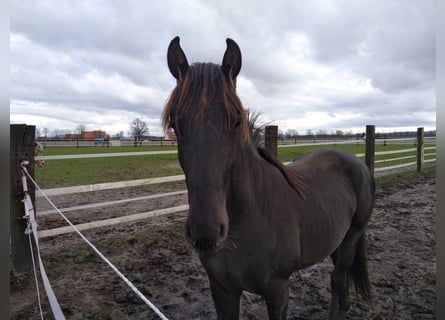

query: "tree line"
xmin=35 ymin=119 xmax=436 ymax=141
xmin=279 ymin=128 xmax=436 ymax=140
xmin=36 ymin=118 xmax=150 ymax=140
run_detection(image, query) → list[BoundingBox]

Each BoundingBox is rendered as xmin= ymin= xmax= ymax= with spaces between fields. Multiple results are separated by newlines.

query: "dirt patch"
xmin=10 ymin=172 xmax=436 ymax=319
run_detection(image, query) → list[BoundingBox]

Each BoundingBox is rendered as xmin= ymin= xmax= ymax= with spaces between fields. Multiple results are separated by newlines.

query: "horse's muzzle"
xmin=185 ymin=220 xmax=227 ymax=253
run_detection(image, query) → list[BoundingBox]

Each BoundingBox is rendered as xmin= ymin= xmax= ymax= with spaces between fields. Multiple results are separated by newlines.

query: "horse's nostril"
xmin=219 ymin=224 xmax=226 ymax=238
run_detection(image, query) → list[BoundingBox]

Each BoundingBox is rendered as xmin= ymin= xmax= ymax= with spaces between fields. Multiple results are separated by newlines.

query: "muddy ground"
xmin=10 ymin=170 xmax=436 ymax=319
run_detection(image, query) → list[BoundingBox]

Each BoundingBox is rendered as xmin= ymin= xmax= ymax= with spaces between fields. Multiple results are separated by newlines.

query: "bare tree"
xmin=336 ymin=130 xmax=344 ymax=137
xmin=42 ymin=128 xmax=49 ymax=138
xmin=285 ymin=129 xmax=298 ymax=139
xmin=114 ymin=131 xmax=124 ymax=140
xmin=129 ymin=118 xmax=149 ymax=142
xmin=52 ymin=129 xmax=70 ymax=139
xmin=77 ymin=124 xmax=86 ymax=134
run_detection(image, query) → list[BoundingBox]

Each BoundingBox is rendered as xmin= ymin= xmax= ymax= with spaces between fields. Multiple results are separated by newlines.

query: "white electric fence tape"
xmin=28 ymin=225 xmax=44 ymax=319
xmin=22 ymin=171 xmax=66 ymax=320
xmin=22 ymin=166 xmax=169 ymax=320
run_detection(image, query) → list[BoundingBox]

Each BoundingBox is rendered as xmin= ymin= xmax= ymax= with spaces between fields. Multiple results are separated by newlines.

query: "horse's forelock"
xmin=162 ymin=63 xmax=249 ymax=142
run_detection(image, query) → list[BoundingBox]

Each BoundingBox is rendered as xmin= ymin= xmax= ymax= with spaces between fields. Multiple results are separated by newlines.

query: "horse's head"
xmin=163 ymin=37 xmax=249 ymax=252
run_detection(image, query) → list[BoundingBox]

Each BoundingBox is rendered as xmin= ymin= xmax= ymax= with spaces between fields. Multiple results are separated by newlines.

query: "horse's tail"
xmin=349 ymin=233 xmax=372 ymax=302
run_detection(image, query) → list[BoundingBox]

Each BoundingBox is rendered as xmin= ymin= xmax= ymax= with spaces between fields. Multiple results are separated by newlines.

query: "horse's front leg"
xmin=264 ymin=277 xmax=290 ymax=320
xmin=209 ymin=278 xmax=242 ymax=320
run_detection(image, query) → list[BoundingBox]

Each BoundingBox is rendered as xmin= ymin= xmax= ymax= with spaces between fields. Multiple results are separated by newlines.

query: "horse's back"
xmin=289 ymin=148 xmax=372 ymax=190
xmin=290 ymin=147 xmax=363 ymax=171
xmin=290 ymin=148 xmax=374 ymax=211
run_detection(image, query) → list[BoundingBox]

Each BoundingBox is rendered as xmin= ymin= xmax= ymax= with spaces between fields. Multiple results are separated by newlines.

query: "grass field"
xmin=35 ymin=142 xmax=436 ymax=188
xmin=277 ymin=142 xmax=415 ymax=162
xmin=40 ymin=145 xmax=178 ymax=155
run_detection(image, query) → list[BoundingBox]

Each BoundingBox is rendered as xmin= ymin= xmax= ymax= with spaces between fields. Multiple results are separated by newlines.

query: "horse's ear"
xmin=222 ymin=38 xmax=242 ymax=86
xmin=167 ymin=36 xmax=189 ymax=81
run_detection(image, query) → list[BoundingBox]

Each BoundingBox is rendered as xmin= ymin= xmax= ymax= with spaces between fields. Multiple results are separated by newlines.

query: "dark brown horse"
xmin=162 ymin=36 xmax=374 ymax=320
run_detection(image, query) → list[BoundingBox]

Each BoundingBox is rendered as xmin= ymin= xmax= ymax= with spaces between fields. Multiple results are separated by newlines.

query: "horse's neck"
xmin=228 ymin=143 xmax=289 ymax=212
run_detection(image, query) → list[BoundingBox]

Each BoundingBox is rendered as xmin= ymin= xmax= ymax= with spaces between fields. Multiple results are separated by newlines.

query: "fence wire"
xmin=21 ymin=165 xmax=169 ymax=320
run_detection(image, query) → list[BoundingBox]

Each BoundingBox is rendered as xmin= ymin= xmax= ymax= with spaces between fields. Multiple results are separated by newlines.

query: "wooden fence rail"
xmin=35 ymin=147 xmax=435 ymax=198
xmin=36 ymin=175 xmax=185 ymax=197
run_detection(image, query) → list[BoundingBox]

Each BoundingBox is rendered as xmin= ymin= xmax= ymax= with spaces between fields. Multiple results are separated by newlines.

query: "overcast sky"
xmin=10 ymin=0 xmax=435 ymax=137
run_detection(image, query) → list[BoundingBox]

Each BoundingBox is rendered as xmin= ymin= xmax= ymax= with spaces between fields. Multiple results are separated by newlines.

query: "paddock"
xmin=10 ymin=169 xmax=436 ymax=319
xmin=10 ymin=124 xmax=436 ymax=319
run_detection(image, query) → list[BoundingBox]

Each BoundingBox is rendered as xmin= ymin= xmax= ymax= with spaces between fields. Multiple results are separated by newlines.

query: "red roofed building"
xmin=65 ymin=130 xmax=106 ymax=139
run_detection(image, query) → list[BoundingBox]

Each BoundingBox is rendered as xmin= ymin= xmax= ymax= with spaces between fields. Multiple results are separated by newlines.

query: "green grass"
xmin=36 ymin=153 xmax=182 ymax=188
xmin=374 ymin=164 xmax=435 ymax=188
xmin=41 ymin=145 xmax=178 ymax=156
xmin=278 ymin=143 xmax=364 ymax=162
xmin=36 ymin=142 xmax=435 ymax=188
xmin=277 ymin=143 xmax=417 ymax=163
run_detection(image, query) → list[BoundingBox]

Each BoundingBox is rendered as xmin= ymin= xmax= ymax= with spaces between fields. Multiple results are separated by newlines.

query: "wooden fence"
xmin=11 ymin=124 xmax=436 ymax=274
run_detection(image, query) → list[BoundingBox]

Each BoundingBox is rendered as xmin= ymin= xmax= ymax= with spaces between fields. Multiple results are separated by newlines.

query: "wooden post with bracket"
xmin=10 ymin=124 xmax=36 ymax=275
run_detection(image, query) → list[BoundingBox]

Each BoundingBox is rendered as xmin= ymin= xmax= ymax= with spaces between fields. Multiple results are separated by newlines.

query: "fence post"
xmin=365 ymin=125 xmax=375 ymax=176
xmin=265 ymin=125 xmax=278 ymax=157
xmin=417 ymin=127 xmax=424 ymax=173
xmin=10 ymin=124 xmax=36 ymax=274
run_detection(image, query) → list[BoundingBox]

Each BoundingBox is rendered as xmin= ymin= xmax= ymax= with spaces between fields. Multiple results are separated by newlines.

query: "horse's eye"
xmin=233 ymin=120 xmax=241 ymax=129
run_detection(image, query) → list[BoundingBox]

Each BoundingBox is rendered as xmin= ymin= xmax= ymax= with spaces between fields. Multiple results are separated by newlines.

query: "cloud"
xmin=10 ymin=0 xmax=435 ymax=137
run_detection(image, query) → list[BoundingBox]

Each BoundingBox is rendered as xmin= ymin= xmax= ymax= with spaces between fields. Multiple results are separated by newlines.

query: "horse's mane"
xmin=248 ymin=112 xmax=305 ymax=198
xmin=162 ymin=63 xmax=304 ymax=197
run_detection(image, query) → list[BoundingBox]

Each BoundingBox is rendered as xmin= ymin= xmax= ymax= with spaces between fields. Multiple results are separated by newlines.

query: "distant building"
xmin=65 ymin=130 xmax=107 ymax=140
